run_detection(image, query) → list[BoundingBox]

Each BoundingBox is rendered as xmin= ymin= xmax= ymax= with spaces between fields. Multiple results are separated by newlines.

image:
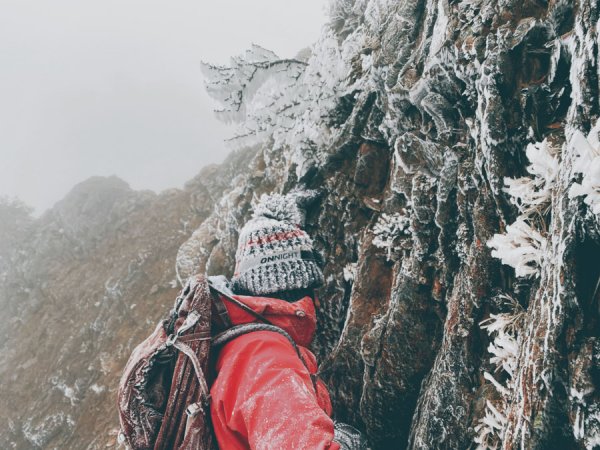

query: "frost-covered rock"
xmin=569 ymin=120 xmax=600 ymax=216
xmin=343 ymin=263 xmax=357 ymax=282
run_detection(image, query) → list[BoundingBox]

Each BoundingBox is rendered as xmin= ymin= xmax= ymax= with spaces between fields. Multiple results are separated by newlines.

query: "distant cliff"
xmin=0 ymin=150 xmax=256 ymax=449
xmin=2 ymin=1 xmax=600 ymax=449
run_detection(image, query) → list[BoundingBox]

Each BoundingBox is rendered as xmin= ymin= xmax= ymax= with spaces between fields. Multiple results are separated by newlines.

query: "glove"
xmin=333 ymin=421 xmax=370 ymax=450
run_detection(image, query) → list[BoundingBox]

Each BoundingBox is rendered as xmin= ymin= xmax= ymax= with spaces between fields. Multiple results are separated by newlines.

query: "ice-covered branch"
xmin=200 ymin=44 xmax=307 ymax=126
xmin=371 ymin=209 xmax=412 ymax=261
xmin=487 ymin=139 xmax=558 ymax=278
xmin=201 ymin=32 xmax=353 ymax=176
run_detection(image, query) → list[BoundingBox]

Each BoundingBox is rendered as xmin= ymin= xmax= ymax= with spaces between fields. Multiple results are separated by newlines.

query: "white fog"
xmin=0 ymin=0 xmax=326 ymax=213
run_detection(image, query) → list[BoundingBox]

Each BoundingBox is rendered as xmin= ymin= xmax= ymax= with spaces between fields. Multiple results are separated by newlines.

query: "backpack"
xmin=117 ymin=274 xmax=309 ymax=450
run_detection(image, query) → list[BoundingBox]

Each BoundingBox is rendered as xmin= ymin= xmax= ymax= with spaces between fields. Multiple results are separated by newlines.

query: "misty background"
xmin=0 ymin=0 xmax=326 ymax=214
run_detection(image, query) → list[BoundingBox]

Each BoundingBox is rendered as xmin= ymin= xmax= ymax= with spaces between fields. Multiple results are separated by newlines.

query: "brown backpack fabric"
xmin=117 ymin=275 xmax=216 ymax=450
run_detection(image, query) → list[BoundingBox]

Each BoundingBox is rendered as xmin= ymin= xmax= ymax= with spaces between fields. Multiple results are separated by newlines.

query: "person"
xmin=208 ymin=191 xmax=368 ymax=450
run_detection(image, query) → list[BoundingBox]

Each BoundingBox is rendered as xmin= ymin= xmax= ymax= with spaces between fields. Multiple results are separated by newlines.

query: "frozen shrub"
xmin=475 ymin=295 xmax=525 ymax=450
xmin=372 ymin=209 xmax=411 ymax=261
xmin=487 ymin=218 xmax=546 ymax=278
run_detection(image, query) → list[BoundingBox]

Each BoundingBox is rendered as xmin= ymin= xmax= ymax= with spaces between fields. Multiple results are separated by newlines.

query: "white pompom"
xmin=252 ymin=190 xmax=320 ymax=226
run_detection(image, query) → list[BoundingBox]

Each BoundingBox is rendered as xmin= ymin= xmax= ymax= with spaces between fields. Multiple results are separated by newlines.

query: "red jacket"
xmin=209 ymin=293 xmax=340 ymax=450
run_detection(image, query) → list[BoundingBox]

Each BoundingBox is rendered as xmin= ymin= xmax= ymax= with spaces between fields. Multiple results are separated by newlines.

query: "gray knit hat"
xmin=231 ymin=191 xmax=324 ymax=296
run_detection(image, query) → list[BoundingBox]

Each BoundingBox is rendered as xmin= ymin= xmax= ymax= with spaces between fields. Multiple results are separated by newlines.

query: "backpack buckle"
xmin=165 ymin=334 xmax=178 ymax=347
xmin=185 ymin=395 xmax=211 ymax=419
xmin=166 ymin=310 xmax=202 ymax=347
xmin=178 ymin=311 xmax=201 ymax=336
xmin=186 ymin=402 xmax=201 ymax=418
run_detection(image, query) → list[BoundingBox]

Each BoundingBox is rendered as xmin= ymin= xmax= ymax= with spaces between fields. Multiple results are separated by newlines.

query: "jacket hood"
xmin=219 ymin=293 xmax=317 ymax=347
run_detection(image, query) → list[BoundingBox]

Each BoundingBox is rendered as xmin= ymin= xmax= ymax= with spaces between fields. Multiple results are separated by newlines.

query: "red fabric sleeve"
xmin=210 ymin=331 xmax=340 ymax=450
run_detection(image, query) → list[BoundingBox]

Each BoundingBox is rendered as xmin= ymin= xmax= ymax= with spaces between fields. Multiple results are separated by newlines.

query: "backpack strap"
xmin=154 ymin=276 xmax=214 ymax=450
xmin=164 ymin=297 xmax=213 ymax=405
xmin=212 ymin=323 xmax=312 ymax=376
xmin=209 ymin=288 xmax=233 ymax=329
xmin=207 ymin=281 xmax=273 ymax=326
xmin=170 ymin=339 xmax=211 ymax=406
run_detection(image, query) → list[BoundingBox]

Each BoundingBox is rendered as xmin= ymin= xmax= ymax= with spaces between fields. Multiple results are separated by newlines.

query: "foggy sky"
xmin=0 ymin=0 xmax=327 ymax=213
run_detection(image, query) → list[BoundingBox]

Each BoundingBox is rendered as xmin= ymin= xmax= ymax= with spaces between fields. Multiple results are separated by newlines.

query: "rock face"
xmin=2 ymin=1 xmax=600 ymax=449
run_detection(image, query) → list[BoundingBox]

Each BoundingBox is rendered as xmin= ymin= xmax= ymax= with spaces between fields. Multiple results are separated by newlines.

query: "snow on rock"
xmin=427 ymin=0 xmax=449 ymax=65
xmin=343 ymin=263 xmax=357 ymax=282
xmin=571 ymin=391 xmax=600 ymax=448
xmin=90 ymin=384 xmax=105 ymax=394
xmin=175 ymin=216 xmax=217 ymax=285
xmin=103 ymin=278 xmax=122 ymax=301
xmin=22 ymin=413 xmax=74 ymax=449
xmin=568 ymin=337 xmax=600 ymax=450
xmin=50 ymin=377 xmax=79 ymax=406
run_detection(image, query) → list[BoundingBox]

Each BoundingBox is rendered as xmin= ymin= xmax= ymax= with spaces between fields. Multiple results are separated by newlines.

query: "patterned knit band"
xmin=231 ymin=192 xmax=324 ymax=296
xmin=235 ymin=250 xmax=316 ymax=276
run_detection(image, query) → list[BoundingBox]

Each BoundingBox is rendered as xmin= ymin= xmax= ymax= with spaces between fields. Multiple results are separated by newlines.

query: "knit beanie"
xmin=231 ymin=191 xmax=324 ymax=296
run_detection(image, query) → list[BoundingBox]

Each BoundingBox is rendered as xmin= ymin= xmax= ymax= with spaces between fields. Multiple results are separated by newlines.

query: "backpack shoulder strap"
xmin=207 ymin=281 xmax=273 ymax=326
xmin=209 ymin=287 xmax=233 ymax=329
xmin=154 ymin=275 xmax=215 ymax=450
xmin=211 ymin=323 xmax=315 ymax=384
xmin=211 ymin=323 xmax=298 ymax=350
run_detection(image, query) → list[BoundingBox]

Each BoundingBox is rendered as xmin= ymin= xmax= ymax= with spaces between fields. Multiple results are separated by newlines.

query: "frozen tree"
xmin=371 ymin=209 xmax=411 ymax=261
xmin=202 ymin=33 xmax=357 ymax=179
xmin=200 ymin=44 xmax=308 ymax=148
